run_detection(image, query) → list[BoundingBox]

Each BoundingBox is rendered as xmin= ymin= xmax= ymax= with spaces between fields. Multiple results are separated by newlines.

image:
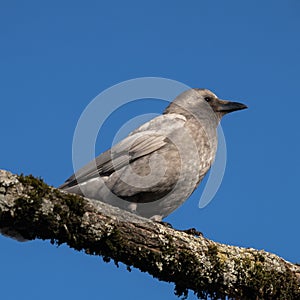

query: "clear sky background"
xmin=1 ymin=1 xmax=300 ymax=299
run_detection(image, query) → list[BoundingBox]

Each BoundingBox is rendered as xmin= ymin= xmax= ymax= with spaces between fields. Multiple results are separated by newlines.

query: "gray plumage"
xmin=59 ymin=89 xmax=247 ymax=221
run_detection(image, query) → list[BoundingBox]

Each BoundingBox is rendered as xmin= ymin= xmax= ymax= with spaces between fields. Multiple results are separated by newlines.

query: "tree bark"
xmin=0 ymin=169 xmax=299 ymax=300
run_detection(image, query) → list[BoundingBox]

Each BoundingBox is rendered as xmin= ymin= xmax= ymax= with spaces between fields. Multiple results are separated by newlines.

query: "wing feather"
xmin=59 ymin=114 xmax=186 ymax=189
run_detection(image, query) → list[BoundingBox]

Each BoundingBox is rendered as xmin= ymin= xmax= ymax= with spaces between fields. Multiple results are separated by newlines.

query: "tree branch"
xmin=0 ymin=169 xmax=299 ymax=299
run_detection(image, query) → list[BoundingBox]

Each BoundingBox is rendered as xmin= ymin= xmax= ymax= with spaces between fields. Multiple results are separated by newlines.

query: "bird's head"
xmin=164 ymin=88 xmax=247 ymax=123
xmin=196 ymin=89 xmax=247 ymax=118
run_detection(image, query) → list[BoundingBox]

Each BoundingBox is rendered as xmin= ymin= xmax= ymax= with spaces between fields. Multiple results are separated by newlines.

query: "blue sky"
xmin=1 ymin=1 xmax=300 ymax=299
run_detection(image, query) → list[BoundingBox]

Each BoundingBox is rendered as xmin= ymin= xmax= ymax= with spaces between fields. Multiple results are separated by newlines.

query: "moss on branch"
xmin=0 ymin=170 xmax=299 ymax=300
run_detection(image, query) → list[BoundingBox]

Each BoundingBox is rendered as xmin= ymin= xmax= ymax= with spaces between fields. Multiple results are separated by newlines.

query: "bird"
xmin=59 ymin=89 xmax=247 ymax=221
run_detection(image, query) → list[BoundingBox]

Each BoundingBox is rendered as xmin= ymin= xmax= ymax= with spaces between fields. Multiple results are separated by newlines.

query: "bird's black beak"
xmin=216 ymin=100 xmax=248 ymax=113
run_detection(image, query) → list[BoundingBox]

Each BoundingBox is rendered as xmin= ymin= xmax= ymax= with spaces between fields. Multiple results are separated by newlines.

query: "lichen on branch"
xmin=0 ymin=169 xmax=299 ymax=300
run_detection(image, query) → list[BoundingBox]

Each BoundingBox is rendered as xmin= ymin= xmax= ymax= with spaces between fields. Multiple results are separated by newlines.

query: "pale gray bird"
xmin=59 ymin=89 xmax=247 ymax=221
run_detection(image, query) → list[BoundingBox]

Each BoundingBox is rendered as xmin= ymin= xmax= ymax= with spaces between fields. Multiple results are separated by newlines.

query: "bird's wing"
xmin=59 ymin=113 xmax=187 ymax=189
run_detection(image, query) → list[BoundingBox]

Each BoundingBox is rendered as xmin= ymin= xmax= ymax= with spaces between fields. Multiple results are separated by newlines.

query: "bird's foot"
xmin=155 ymin=222 xmax=202 ymax=237
xmin=179 ymin=228 xmax=203 ymax=237
xmin=156 ymin=221 xmax=173 ymax=229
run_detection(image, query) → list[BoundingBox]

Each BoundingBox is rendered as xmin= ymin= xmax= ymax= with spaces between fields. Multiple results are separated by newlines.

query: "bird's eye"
xmin=204 ymin=96 xmax=212 ymax=102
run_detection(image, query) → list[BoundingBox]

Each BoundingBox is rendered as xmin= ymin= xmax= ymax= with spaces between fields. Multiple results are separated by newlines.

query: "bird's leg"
xmin=127 ymin=202 xmax=138 ymax=213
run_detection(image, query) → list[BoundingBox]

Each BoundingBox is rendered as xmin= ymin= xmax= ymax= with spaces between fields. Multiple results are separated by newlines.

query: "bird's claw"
xmin=156 ymin=222 xmax=202 ymax=237
xmin=180 ymin=228 xmax=203 ymax=237
xmin=156 ymin=221 xmax=173 ymax=229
